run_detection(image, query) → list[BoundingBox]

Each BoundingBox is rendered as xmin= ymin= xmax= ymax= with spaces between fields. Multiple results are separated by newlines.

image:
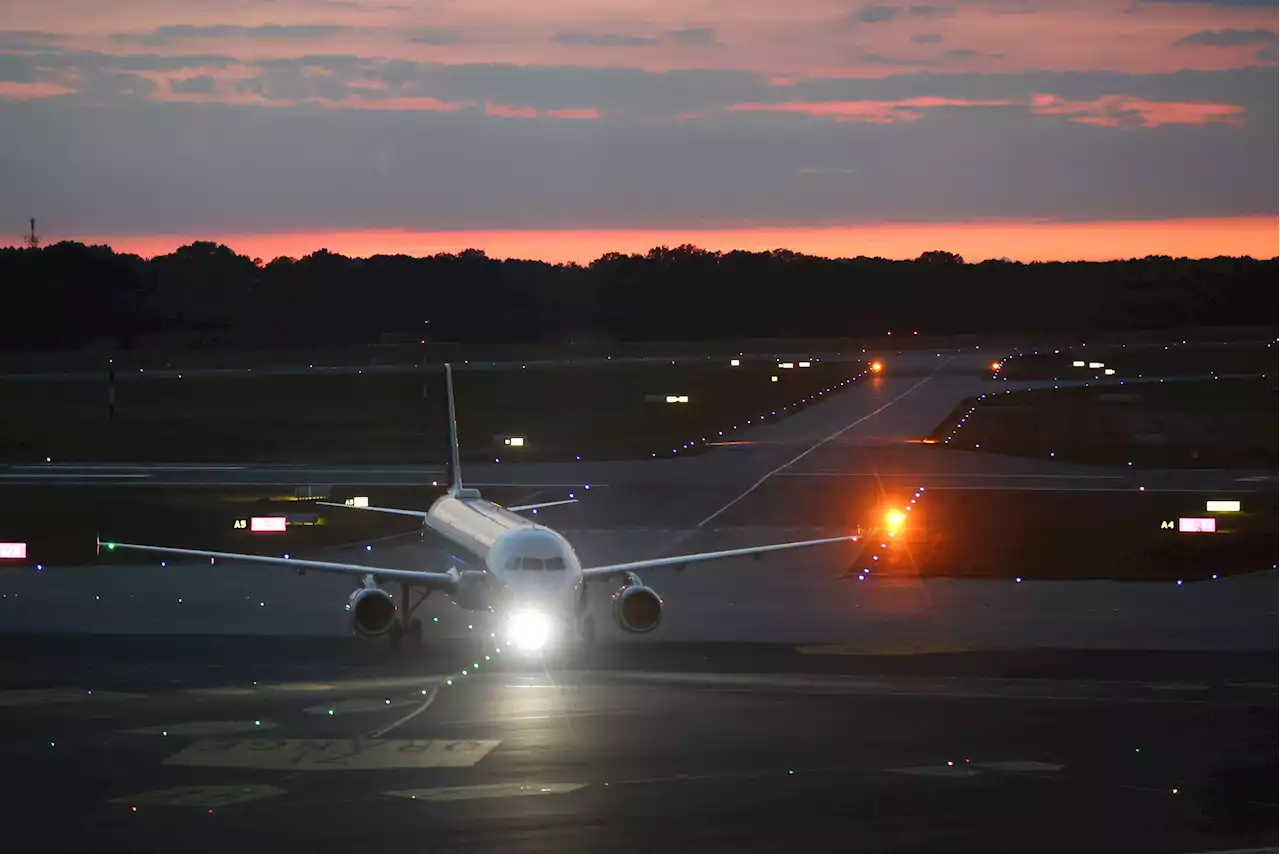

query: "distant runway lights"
xmin=1016 ymin=577 xmax=1023 ymax=583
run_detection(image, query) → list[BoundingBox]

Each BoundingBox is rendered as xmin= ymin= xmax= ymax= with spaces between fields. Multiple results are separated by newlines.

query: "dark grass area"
xmin=905 ymin=489 xmax=1276 ymax=581
xmin=992 ymin=340 xmax=1276 ymax=382
xmin=1 ymin=361 xmax=861 ymax=464
xmin=929 ymin=378 xmax=1278 ymax=469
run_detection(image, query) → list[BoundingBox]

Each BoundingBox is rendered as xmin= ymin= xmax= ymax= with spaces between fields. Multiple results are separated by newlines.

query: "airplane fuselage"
xmin=423 ymin=490 xmax=585 ymax=622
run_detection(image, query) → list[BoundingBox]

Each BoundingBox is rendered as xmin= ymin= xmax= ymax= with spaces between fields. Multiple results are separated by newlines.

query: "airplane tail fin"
xmin=444 ymin=363 xmax=466 ymax=497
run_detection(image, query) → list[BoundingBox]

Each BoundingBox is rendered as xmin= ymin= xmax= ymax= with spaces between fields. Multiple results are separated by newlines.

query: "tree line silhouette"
xmin=1 ymin=241 xmax=1274 ymax=351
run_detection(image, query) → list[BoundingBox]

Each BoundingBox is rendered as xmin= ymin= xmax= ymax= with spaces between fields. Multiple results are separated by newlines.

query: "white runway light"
xmin=504 ymin=609 xmax=555 ymax=654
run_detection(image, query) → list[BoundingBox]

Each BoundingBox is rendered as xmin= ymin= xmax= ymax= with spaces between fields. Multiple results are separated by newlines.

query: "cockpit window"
xmin=545 ymin=557 xmax=565 ymax=570
xmin=519 ymin=557 xmax=544 ymax=570
xmin=505 ymin=556 xmax=564 ymax=570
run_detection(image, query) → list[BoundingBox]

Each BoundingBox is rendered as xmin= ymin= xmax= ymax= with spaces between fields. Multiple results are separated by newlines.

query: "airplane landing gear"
xmin=389 ymin=583 xmax=430 ymax=649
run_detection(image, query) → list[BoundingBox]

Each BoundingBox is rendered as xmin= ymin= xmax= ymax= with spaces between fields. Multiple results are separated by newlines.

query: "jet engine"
xmin=346 ymin=587 xmax=398 ymax=637
xmin=611 ymin=576 xmax=663 ymax=633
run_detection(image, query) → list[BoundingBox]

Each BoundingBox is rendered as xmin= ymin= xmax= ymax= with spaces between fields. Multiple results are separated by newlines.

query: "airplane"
xmin=100 ymin=363 xmax=861 ymax=654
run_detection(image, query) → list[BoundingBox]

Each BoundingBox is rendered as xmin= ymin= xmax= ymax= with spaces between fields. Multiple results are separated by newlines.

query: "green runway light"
xmin=327 ymin=709 xmax=334 ymax=715
xmin=461 ymin=670 xmax=468 ymax=675
xmin=254 ymin=721 xmax=260 ymax=726
xmin=446 ymin=679 xmax=452 ymax=685
xmin=106 ymin=543 xmax=115 ymax=550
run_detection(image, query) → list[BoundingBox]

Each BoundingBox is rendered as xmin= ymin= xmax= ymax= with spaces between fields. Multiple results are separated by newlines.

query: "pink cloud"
xmin=3 ymin=0 xmax=1275 ymax=77
xmin=727 ymin=97 xmax=1016 ymax=123
xmin=1031 ymin=93 xmax=1246 ymax=128
xmin=485 ymin=102 xmax=537 ymax=118
xmin=545 ymin=107 xmax=600 ymax=119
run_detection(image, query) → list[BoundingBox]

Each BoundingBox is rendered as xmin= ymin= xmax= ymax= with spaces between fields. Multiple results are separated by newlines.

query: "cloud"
xmin=1139 ymin=0 xmax=1275 ymax=6
xmin=1031 ymin=93 xmax=1246 ymax=127
xmin=0 ymin=30 xmax=66 ymax=51
xmin=945 ymin=48 xmax=982 ymax=59
xmin=113 ymin=24 xmax=352 ymax=46
xmin=907 ymin=5 xmax=956 ymax=18
xmin=667 ymin=28 xmax=721 ymax=47
xmin=1259 ymin=44 xmax=1279 ymax=61
xmin=169 ymin=75 xmax=217 ymax=95
xmin=863 ymin=53 xmax=940 ymax=66
xmin=5 ymin=95 xmax=1270 ymax=236
xmin=552 ymin=31 xmax=661 ymax=47
xmin=1174 ymin=28 xmax=1277 ymax=46
xmin=406 ymin=27 xmax=461 ymax=45
xmin=845 ymin=5 xmax=903 ymax=24
xmin=911 ymin=33 xmax=944 ymax=43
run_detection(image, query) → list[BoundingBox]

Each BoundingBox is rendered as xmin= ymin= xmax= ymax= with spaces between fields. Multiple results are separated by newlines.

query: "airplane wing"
xmin=580 ymin=535 xmax=858 ymax=580
xmin=506 ymin=498 xmax=579 ymax=512
xmin=99 ymin=539 xmax=460 ymax=590
xmin=315 ymin=502 xmax=428 ymax=518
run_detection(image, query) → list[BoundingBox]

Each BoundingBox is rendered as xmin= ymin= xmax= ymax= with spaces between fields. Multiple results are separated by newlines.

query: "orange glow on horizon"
xmin=39 ymin=215 xmax=1279 ymax=264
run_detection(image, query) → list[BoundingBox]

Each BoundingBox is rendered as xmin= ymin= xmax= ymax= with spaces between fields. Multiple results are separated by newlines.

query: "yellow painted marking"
xmin=303 ymin=698 xmax=418 ymax=715
xmin=0 ymin=689 xmax=144 ymax=707
xmin=124 ymin=720 xmax=278 ymax=736
xmin=388 ymin=783 xmax=586 ymax=802
xmin=111 ymin=784 xmax=286 ymax=808
xmin=794 ymin=643 xmax=976 ymax=657
xmin=163 ymin=738 xmax=500 ymax=770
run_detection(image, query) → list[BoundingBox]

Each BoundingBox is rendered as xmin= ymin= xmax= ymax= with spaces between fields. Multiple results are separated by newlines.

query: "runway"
xmin=0 ymin=638 xmax=1274 ymax=853
xmin=3 ymin=347 xmax=1275 ymax=851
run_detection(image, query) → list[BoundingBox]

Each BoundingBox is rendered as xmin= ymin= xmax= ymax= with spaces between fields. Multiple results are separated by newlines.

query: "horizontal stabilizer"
xmin=315 ymin=502 xmax=428 ymax=518
xmin=506 ymin=498 xmax=579 ymax=512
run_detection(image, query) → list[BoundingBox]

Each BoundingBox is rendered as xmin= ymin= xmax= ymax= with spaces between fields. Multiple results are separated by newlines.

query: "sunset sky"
xmin=2 ymin=0 xmax=1277 ymax=261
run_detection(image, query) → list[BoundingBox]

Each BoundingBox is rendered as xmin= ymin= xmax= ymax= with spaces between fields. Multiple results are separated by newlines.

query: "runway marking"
xmin=111 ymin=784 xmax=286 ymax=808
xmin=303 ymin=698 xmax=420 ymax=715
xmin=184 ymin=687 xmax=258 ymax=697
xmin=123 ymin=720 xmax=278 ymax=736
xmin=694 ymin=364 xmax=951 ymax=530
xmin=886 ymin=765 xmax=982 ymax=778
xmin=387 ymin=782 xmax=586 ymax=802
xmin=0 ymin=688 xmax=145 ymax=707
xmin=0 ymin=473 xmax=151 ymax=479
xmin=183 ymin=676 xmax=448 ymax=699
xmin=162 ymin=738 xmax=499 ymax=770
xmin=368 ymin=685 xmax=440 ymax=738
xmin=779 ymin=472 xmax=1125 ymax=479
xmin=795 ymin=643 xmax=977 ymax=656
xmin=972 ymin=760 xmax=1064 ymax=773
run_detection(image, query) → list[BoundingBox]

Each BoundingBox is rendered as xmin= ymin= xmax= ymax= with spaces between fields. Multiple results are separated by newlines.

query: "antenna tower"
xmin=23 ymin=217 xmax=40 ymax=249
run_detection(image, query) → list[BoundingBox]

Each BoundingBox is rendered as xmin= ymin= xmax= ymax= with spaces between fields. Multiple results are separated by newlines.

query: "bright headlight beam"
xmin=505 ymin=609 xmax=554 ymax=654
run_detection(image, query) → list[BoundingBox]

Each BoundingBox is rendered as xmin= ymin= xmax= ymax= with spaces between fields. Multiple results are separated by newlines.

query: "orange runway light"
xmin=870 ymin=361 xmax=883 ymax=373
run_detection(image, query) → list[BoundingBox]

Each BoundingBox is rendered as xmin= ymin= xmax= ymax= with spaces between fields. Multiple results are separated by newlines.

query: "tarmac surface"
xmin=2 ymin=346 xmax=1275 ymax=852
